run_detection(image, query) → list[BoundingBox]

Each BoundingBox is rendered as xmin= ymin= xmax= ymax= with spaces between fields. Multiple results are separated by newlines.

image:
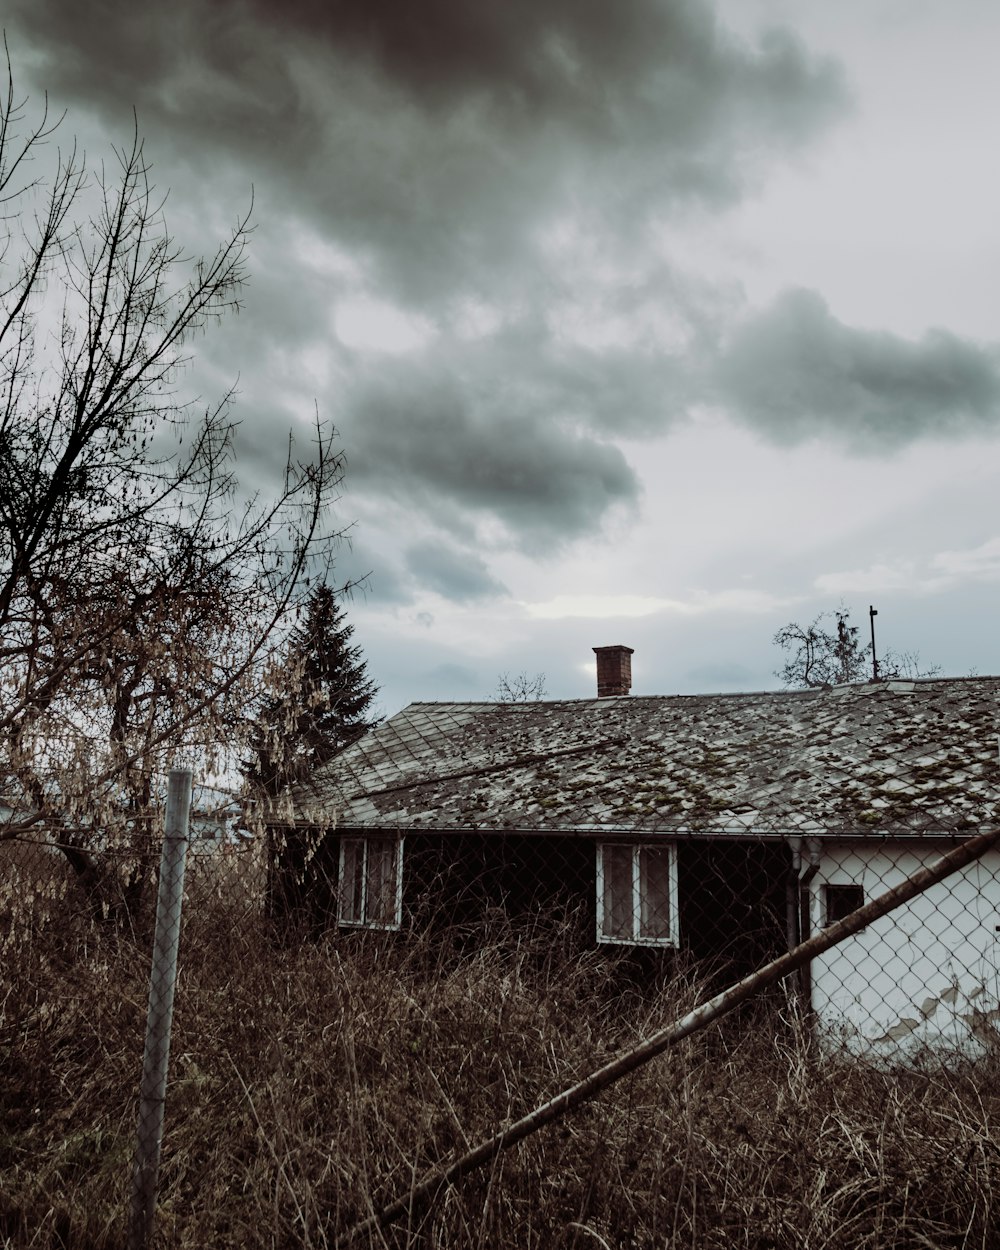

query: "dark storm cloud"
xmin=6 ymin=0 xmax=847 ymax=145
xmin=244 ymin=0 xmax=844 ymax=153
xmin=345 ymin=360 xmax=638 ymax=549
xmin=1 ymin=0 xmax=848 ymax=564
xmin=5 ymin=0 xmax=847 ymax=305
xmin=716 ymin=289 xmax=1000 ymax=450
xmin=405 ymin=540 xmax=509 ymax=602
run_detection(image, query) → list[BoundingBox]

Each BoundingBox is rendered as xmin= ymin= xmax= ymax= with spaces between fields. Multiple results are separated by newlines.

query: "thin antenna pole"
xmin=869 ymin=605 xmax=879 ymax=682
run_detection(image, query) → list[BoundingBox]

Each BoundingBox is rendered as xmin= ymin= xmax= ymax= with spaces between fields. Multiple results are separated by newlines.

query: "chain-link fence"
xmin=4 ymin=754 xmax=1000 ymax=1244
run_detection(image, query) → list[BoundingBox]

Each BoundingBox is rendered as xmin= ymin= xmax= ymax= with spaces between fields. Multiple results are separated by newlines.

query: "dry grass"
xmin=2 ymin=867 xmax=1000 ymax=1249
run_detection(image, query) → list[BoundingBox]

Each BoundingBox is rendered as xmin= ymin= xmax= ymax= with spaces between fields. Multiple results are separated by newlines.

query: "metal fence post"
xmin=127 ymin=766 xmax=193 ymax=1250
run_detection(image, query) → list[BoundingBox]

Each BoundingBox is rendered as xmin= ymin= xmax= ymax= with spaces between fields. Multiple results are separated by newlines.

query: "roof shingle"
xmin=296 ymin=678 xmax=1000 ymax=838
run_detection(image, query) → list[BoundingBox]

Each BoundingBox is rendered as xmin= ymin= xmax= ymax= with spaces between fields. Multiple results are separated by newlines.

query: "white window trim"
xmin=596 ymin=841 xmax=679 ymax=948
xmin=337 ymin=836 xmax=404 ymax=930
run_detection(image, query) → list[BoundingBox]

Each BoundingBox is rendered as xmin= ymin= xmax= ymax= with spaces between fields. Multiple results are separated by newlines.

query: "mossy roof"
xmin=296 ymin=678 xmax=1000 ymax=838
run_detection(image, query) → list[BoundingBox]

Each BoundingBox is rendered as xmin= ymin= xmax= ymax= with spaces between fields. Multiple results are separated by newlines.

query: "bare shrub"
xmin=2 ymin=894 xmax=999 ymax=1248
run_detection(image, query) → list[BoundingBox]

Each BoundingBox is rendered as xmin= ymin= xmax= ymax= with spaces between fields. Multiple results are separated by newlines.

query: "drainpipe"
xmin=798 ymin=838 xmax=822 ymax=1010
xmin=785 ymin=836 xmax=821 ymax=1008
xmin=785 ymin=837 xmax=802 ymax=954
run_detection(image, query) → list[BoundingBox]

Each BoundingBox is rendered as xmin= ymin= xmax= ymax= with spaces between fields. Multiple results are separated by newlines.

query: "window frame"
xmin=596 ymin=841 xmax=679 ymax=948
xmin=337 ymin=835 xmax=404 ymax=931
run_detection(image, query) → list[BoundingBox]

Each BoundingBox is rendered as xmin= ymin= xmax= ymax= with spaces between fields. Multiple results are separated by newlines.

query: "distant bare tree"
xmin=774 ymin=607 xmax=940 ymax=689
xmin=887 ymin=650 xmax=942 ymax=681
xmin=492 ymin=672 xmax=548 ymax=702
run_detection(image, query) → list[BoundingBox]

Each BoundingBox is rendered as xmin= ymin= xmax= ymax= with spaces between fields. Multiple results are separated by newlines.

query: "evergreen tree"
xmin=249 ymin=587 xmax=379 ymax=796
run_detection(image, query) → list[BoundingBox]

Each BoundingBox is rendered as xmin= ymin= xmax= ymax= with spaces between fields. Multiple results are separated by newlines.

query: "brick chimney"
xmin=593 ymin=645 xmax=634 ymax=697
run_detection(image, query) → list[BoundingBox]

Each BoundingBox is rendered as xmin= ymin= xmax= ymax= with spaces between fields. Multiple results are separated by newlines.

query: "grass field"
xmin=2 ymin=848 xmax=999 ymax=1248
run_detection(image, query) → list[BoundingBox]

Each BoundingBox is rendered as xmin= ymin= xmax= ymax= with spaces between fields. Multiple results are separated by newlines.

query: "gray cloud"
xmin=345 ymin=359 xmax=639 ymax=548
xmin=334 ymin=540 xmax=410 ymax=605
xmin=184 ymin=248 xmax=705 ymax=547
xmin=405 ymin=540 xmax=509 ymax=602
xmin=435 ymin=266 xmax=721 ymax=438
xmin=684 ymin=660 xmax=756 ymax=688
xmin=716 ymin=288 xmax=1000 ymax=450
xmin=423 ymin=663 xmax=480 ymax=695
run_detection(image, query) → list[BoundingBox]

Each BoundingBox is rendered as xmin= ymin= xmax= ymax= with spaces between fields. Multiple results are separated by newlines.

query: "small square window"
xmin=597 ymin=843 xmax=678 ymax=947
xmin=338 ymin=837 xmax=403 ymax=930
xmin=824 ymin=883 xmax=864 ymax=927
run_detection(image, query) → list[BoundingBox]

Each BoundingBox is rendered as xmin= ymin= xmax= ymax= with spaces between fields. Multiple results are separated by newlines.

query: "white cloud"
xmin=524 ymin=588 xmax=790 ymax=620
xmin=931 ymin=536 xmax=1000 ymax=582
xmin=449 ymin=297 xmax=504 ymax=341
xmin=813 ymin=562 xmax=918 ymax=596
xmin=814 ymin=538 xmax=1000 ymax=598
xmin=334 ymin=297 xmax=435 ymax=354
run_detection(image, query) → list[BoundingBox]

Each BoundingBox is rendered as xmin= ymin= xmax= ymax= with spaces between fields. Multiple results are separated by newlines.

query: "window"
xmin=824 ymin=883 xmax=864 ymax=927
xmin=597 ymin=843 xmax=678 ymax=947
xmin=338 ymin=837 xmax=403 ymax=929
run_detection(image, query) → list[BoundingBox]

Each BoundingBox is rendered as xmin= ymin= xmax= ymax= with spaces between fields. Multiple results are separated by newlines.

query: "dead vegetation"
xmin=2 ymin=867 xmax=999 ymax=1249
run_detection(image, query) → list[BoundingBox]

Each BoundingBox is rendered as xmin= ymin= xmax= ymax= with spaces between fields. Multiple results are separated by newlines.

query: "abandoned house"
xmin=272 ymin=645 xmax=1000 ymax=1052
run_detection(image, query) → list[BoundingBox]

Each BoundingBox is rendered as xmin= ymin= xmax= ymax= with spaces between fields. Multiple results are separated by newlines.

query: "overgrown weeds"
xmin=2 ymin=863 xmax=999 ymax=1248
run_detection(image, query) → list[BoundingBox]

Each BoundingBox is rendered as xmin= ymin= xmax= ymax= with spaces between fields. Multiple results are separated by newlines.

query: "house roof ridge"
xmin=402 ymin=675 xmax=999 ymax=711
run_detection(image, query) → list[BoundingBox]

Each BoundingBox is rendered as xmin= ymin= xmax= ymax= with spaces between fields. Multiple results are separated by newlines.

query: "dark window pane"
xmin=366 ymin=839 xmax=398 ymax=925
xmin=639 ymin=845 xmax=672 ymax=941
xmin=825 ymin=883 xmax=864 ymax=926
xmin=602 ymin=845 xmax=633 ymax=940
xmin=340 ymin=839 xmax=364 ymax=923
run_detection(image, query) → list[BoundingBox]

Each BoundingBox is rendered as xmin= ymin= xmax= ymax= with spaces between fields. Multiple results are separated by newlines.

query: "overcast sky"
xmin=7 ymin=0 xmax=1000 ymax=714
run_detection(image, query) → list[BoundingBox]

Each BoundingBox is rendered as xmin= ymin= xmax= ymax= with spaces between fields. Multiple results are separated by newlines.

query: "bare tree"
xmin=774 ymin=607 xmax=940 ymax=690
xmin=491 ymin=672 xmax=548 ymax=702
xmin=0 ymin=59 xmax=344 ymax=918
xmin=773 ymin=609 xmax=869 ymax=688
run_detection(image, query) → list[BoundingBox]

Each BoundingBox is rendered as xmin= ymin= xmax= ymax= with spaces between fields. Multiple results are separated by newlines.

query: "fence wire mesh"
xmin=262 ymin=824 xmax=1000 ymax=1060
xmin=5 ymin=775 xmax=1000 ymax=1245
xmin=7 ymin=826 xmax=995 ymax=1059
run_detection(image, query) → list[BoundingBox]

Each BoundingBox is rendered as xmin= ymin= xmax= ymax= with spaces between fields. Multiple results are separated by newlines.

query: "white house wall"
xmin=809 ymin=841 xmax=1000 ymax=1056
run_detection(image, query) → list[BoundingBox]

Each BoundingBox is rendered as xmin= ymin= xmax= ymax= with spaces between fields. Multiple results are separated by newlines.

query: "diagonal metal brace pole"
xmin=338 ymin=823 xmax=1000 ymax=1247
